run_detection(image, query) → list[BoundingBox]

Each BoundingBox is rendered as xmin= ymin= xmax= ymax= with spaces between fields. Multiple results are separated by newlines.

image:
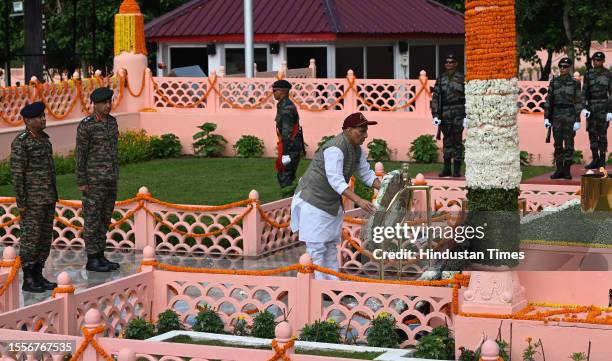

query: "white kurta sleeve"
xmin=323 ymin=147 xmax=349 ymax=195
xmin=356 ymin=150 xmax=377 ymax=186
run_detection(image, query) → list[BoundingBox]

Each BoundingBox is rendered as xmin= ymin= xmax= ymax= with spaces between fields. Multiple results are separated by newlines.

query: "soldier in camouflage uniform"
xmin=76 ymin=87 xmax=120 ymax=272
xmin=10 ymin=102 xmax=58 ymax=293
xmin=273 ymin=80 xmax=304 ymax=196
xmin=582 ymin=52 xmax=612 ymax=169
xmin=431 ymin=54 xmax=466 ymax=177
xmin=543 ymin=58 xmax=583 ymax=180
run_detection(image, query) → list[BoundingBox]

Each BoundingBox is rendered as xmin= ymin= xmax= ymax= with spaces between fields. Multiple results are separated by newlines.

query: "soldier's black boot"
xmin=599 ymin=151 xmax=607 ymax=169
xmin=86 ymin=254 xmax=111 ymax=272
xmin=438 ymin=159 xmax=452 ymax=177
xmin=452 ymin=160 xmax=462 ymax=177
xmin=34 ymin=262 xmax=57 ymax=290
xmin=100 ymin=252 xmax=120 ymax=270
xmin=22 ymin=266 xmax=45 ymax=293
xmin=563 ymin=162 xmax=572 ymax=180
xmin=585 ymin=151 xmax=599 ymax=169
xmin=550 ymin=161 xmax=564 ymax=179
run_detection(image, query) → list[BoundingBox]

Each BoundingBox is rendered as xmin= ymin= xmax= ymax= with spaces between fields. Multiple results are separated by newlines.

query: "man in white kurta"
xmin=291 ymin=112 xmax=381 ymax=280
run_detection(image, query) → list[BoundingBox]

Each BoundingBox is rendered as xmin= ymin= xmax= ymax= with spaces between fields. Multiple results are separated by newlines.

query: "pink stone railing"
xmin=0 ymin=70 xmax=551 ymax=129
xmin=0 ymin=189 xmax=299 ymax=257
xmin=0 ymin=248 xmax=19 ymax=314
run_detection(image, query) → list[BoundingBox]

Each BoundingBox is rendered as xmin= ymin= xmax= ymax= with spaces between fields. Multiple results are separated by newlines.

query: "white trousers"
xmin=306 ymin=241 xmax=340 ymax=280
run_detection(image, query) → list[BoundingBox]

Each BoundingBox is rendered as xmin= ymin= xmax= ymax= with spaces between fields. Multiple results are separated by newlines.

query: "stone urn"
xmin=581 ymin=172 xmax=612 ymax=214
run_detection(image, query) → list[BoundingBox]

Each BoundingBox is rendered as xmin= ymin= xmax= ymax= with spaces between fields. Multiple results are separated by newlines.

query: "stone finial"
xmin=219 ymin=66 xmax=225 ymax=77
xmin=375 ymin=162 xmax=384 ymax=174
xmin=419 ymin=70 xmax=427 ymax=78
xmin=480 ymin=339 xmax=500 ymax=361
xmin=84 ymin=308 xmax=102 ymax=326
xmin=72 ymin=71 xmax=80 ymax=80
xmin=2 ymin=246 xmax=16 ymax=261
xmin=275 ymin=321 xmax=292 ymax=340
xmin=414 ymin=173 xmax=427 ymax=185
xmin=30 ymin=76 xmax=38 ymax=83
xmin=249 ymin=190 xmax=260 ymax=200
xmin=143 ymin=246 xmax=155 ymax=260
xmin=137 ymin=186 xmax=150 ymax=195
xmin=118 ymin=348 xmax=136 ymax=361
xmin=94 ymin=70 xmax=102 ymax=77
xmin=57 ymin=272 xmax=72 ymax=287
xmin=299 ymin=253 xmax=312 ymax=265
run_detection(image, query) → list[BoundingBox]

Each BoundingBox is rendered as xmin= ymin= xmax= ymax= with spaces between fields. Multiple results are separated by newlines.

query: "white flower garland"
xmin=465 ymin=78 xmax=521 ymax=189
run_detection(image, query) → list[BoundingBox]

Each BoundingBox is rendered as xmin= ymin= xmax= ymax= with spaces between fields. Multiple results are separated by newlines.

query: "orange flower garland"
xmin=465 ymin=0 xmax=517 ymax=81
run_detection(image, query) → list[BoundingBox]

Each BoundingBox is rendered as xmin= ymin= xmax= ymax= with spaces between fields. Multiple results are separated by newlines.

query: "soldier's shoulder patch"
xmin=82 ymin=115 xmax=95 ymax=124
xmin=17 ymin=131 xmax=28 ymax=140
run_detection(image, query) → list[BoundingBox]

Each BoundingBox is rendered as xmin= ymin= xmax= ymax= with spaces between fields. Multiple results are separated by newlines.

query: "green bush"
xmin=316 ymin=135 xmax=335 ymax=152
xmin=367 ymin=138 xmax=391 ymax=162
xmin=123 ymin=318 xmax=156 ymax=340
xmin=234 ymin=135 xmax=265 ymax=158
xmin=458 ymin=346 xmax=479 ymax=361
xmin=192 ymin=306 xmax=225 ymax=334
xmin=118 ymin=129 xmax=154 ymax=165
xmin=151 ymin=134 xmax=182 ymax=158
xmin=53 ymin=153 xmax=76 ymax=175
xmin=232 ymin=315 xmax=249 ymax=336
xmin=251 ymin=311 xmax=276 ymax=339
xmin=0 ymin=159 xmax=10 ymax=186
xmin=409 ymin=135 xmax=439 ymax=163
xmin=366 ymin=312 xmax=400 ymax=348
xmin=299 ymin=319 xmax=342 ymax=344
xmin=520 ymin=150 xmax=533 ymax=166
xmin=413 ymin=326 xmax=455 ymax=360
xmin=193 ymin=122 xmax=228 ymax=157
xmin=354 ymin=178 xmax=373 ymax=202
xmin=156 ymin=309 xmax=184 ymax=335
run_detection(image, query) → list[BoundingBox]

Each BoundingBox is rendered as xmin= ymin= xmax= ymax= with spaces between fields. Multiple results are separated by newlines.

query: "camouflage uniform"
xmin=544 ymin=75 xmax=582 ymax=176
xmin=10 ymin=130 xmax=58 ymax=268
xmin=75 ymin=114 xmax=119 ymax=255
xmin=275 ymin=96 xmax=303 ymax=192
xmin=431 ymin=71 xmax=466 ymax=175
xmin=582 ymin=67 xmax=612 ymax=167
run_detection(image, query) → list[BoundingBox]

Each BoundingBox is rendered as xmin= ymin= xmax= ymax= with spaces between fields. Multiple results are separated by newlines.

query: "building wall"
xmin=156 ymin=38 xmax=464 ymax=79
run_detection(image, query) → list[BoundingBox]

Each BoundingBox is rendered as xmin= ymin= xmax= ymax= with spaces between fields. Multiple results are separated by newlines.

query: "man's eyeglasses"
xmin=559 ymin=65 xmax=570 ymax=69
xmin=445 ymin=61 xmax=456 ymax=64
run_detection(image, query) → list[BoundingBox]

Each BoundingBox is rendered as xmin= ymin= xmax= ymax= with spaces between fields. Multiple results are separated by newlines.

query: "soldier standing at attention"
xmin=11 ymin=102 xmax=58 ymax=293
xmin=431 ymin=54 xmax=467 ymax=178
xmin=273 ymin=80 xmax=305 ymax=196
xmin=76 ymin=87 xmax=121 ymax=272
xmin=582 ymin=52 xmax=612 ymax=169
xmin=543 ymin=58 xmax=582 ymax=180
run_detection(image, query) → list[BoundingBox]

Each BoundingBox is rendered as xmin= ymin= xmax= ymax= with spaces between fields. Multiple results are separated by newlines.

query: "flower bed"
xmin=147 ymin=331 xmax=408 ymax=360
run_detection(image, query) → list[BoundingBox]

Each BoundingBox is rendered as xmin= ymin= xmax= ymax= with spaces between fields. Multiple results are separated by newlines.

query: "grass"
xmin=165 ymin=335 xmax=384 ymax=360
xmin=0 ymin=157 xmax=553 ymax=205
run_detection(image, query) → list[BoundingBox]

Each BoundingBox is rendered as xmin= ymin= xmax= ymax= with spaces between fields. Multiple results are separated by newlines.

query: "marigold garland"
xmin=269 ymin=338 xmax=295 ymax=361
xmin=51 ymin=286 xmax=76 ymax=299
xmin=0 ymin=256 xmax=21 ymax=297
xmin=69 ymin=326 xmax=114 ymax=361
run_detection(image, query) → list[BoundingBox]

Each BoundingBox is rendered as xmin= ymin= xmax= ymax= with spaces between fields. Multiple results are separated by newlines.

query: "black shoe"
xmin=550 ymin=161 xmax=564 ymax=179
xmin=438 ymin=160 xmax=452 ymax=177
xmin=86 ymin=254 xmax=111 ymax=272
xmin=599 ymin=151 xmax=607 ymax=169
xmin=22 ymin=266 xmax=45 ymax=293
xmin=585 ymin=151 xmax=599 ymax=169
xmin=452 ymin=160 xmax=462 ymax=177
xmin=100 ymin=252 xmax=120 ymax=270
xmin=563 ymin=162 xmax=572 ymax=180
xmin=34 ymin=262 xmax=57 ymax=290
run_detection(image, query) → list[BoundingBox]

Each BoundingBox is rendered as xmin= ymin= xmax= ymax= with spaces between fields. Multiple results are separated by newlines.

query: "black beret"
xmin=90 ymin=87 xmax=114 ymax=103
xmin=445 ymin=54 xmax=458 ymax=62
xmin=272 ymin=80 xmax=292 ymax=90
xmin=592 ymin=52 xmax=605 ymax=60
xmin=558 ymin=57 xmax=571 ymax=66
xmin=20 ymin=102 xmax=45 ymax=119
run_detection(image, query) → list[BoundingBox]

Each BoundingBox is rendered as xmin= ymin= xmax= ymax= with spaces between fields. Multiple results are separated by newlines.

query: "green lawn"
xmin=0 ymin=157 xmax=553 ymax=205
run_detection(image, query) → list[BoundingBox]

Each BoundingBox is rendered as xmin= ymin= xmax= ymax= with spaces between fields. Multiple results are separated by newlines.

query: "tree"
xmin=434 ymin=0 xmax=465 ymax=12
xmin=570 ymin=0 xmax=612 ymax=70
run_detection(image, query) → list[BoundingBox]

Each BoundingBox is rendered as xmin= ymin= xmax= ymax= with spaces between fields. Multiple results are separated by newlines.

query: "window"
xmin=170 ymin=47 xmax=208 ymax=75
xmin=439 ymin=44 xmax=465 ymax=74
xmin=287 ymin=47 xmax=327 ymax=78
xmin=409 ymin=45 xmax=436 ymax=79
xmin=225 ymin=48 xmax=268 ymax=75
xmin=366 ymin=46 xmax=394 ymax=79
xmin=336 ymin=47 xmax=364 ymax=78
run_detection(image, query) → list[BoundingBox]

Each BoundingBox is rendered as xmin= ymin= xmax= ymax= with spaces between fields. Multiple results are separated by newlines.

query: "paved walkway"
xmin=5 ymin=245 xmax=306 ymax=307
